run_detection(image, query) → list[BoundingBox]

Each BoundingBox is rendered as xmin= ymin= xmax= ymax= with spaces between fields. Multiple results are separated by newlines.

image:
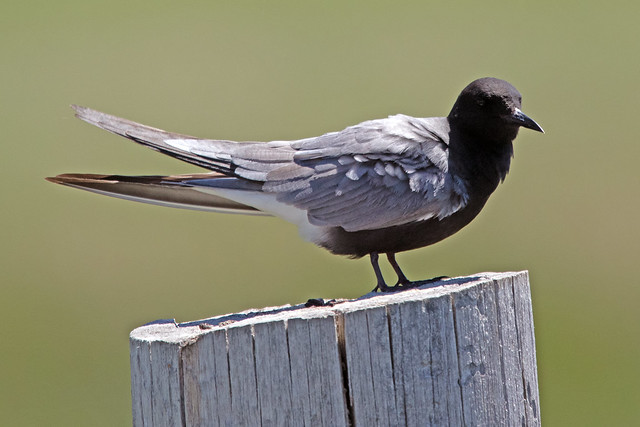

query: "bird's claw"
xmin=372 ymin=276 xmax=449 ymax=293
xmin=372 ymin=281 xmax=414 ymax=293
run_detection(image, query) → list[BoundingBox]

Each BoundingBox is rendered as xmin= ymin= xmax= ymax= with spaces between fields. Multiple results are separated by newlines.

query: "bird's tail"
xmin=71 ymin=105 xmax=241 ymax=174
xmin=46 ymin=173 xmax=268 ymax=215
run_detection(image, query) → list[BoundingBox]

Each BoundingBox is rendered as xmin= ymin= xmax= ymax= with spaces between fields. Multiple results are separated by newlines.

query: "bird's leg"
xmin=370 ymin=252 xmax=393 ymax=292
xmin=386 ymin=253 xmax=413 ymax=287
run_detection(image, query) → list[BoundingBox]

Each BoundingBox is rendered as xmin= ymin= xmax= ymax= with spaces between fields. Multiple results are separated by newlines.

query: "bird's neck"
xmin=449 ymin=127 xmax=514 ymax=195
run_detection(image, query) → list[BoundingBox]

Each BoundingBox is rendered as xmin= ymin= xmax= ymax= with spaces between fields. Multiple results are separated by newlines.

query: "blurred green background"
xmin=2 ymin=0 xmax=639 ymax=425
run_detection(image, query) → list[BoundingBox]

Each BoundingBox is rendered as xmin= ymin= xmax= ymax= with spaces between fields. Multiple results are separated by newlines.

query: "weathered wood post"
xmin=130 ymin=271 xmax=540 ymax=426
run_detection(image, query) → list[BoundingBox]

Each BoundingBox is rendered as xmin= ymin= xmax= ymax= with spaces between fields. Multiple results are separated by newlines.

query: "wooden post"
xmin=130 ymin=271 xmax=540 ymax=426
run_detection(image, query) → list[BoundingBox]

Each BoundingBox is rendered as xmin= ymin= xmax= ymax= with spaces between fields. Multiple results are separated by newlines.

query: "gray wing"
xmin=71 ymin=107 xmax=469 ymax=232
xmin=237 ymin=114 xmax=470 ymax=232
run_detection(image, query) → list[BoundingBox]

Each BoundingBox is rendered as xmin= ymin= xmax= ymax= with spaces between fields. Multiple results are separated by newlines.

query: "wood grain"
xmin=130 ymin=271 xmax=540 ymax=426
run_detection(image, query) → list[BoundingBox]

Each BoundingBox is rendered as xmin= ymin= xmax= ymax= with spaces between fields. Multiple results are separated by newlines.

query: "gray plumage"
xmin=47 ymin=78 xmax=543 ymax=291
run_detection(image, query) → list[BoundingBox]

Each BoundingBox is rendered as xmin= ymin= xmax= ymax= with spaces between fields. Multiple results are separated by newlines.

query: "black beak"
xmin=512 ymin=108 xmax=544 ymax=133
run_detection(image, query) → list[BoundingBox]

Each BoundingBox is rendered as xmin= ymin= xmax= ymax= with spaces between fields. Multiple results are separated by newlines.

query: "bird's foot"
xmin=372 ymin=276 xmax=449 ymax=293
xmin=372 ymin=282 xmax=393 ymax=293
xmin=372 ymin=280 xmax=413 ymax=293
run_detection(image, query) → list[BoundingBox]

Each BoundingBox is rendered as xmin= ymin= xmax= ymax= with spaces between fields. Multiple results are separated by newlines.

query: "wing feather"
xmin=260 ymin=115 xmax=469 ymax=231
xmin=67 ymin=107 xmax=468 ymax=232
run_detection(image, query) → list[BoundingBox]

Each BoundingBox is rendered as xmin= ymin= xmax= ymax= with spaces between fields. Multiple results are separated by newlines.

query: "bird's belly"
xmin=319 ymin=200 xmax=487 ymax=258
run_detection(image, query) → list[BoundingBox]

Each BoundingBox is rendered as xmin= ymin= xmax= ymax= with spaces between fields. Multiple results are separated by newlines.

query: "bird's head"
xmin=448 ymin=77 xmax=543 ymax=142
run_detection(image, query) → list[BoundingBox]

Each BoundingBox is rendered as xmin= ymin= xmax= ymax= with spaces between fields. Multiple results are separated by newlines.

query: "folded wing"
xmin=55 ymin=108 xmax=469 ymax=232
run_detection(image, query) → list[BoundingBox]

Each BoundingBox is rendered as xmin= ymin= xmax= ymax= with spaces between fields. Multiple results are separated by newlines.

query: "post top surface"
xmin=129 ymin=271 xmax=528 ymax=344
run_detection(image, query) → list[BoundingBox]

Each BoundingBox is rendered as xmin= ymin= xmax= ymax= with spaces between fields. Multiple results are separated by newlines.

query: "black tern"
xmin=47 ymin=78 xmax=543 ymax=291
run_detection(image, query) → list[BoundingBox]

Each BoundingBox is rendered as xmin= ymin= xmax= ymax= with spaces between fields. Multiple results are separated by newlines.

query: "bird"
xmin=47 ymin=77 xmax=543 ymax=292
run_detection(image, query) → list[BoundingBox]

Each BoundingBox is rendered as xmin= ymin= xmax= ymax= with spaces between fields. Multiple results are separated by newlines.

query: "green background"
xmin=2 ymin=1 xmax=639 ymax=425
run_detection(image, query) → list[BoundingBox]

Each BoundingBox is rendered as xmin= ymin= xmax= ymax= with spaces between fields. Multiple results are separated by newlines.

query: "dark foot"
xmin=372 ymin=283 xmax=393 ymax=292
xmin=394 ymin=276 xmax=414 ymax=287
xmin=372 ymin=280 xmax=412 ymax=293
xmin=372 ymin=276 xmax=449 ymax=292
xmin=305 ymin=298 xmax=337 ymax=307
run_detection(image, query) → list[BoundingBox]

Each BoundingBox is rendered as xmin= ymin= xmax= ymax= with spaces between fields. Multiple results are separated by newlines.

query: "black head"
xmin=448 ymin=77 xmax=543 ymax=142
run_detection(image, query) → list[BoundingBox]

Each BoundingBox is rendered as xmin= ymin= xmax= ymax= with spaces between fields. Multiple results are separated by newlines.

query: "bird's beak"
xmin=512 ymin=108 xmax=544 ymax=133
